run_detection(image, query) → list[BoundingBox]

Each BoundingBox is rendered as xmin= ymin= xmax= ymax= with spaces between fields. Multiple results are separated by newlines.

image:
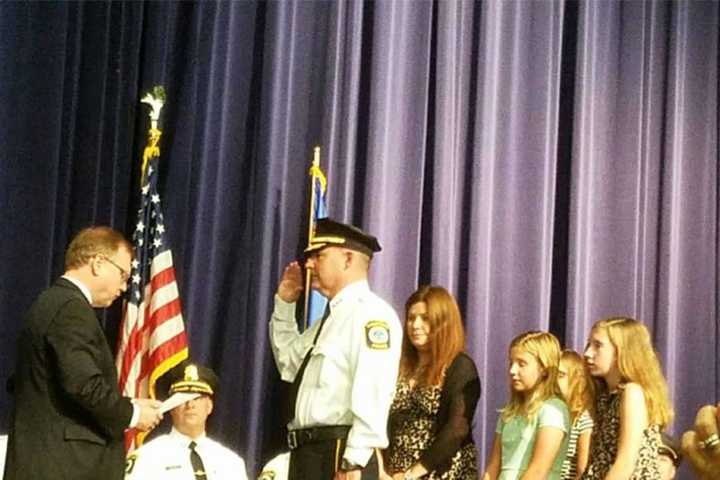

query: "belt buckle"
xmin=287 ymin=430 xmax=298 ymax=450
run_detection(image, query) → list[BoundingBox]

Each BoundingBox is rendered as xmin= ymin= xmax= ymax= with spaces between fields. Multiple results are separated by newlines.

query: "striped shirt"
xmin=561 ymin=410 xmax=594 ymax=479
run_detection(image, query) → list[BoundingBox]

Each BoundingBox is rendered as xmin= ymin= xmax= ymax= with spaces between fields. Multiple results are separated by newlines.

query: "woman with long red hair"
xmin=380 ymin=286 xmax=480 ymax=480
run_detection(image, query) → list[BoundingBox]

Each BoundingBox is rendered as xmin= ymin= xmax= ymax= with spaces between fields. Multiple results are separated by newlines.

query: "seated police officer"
xmin=270 ymin=218 xmax=402 ymax=480
xmin=125 ymin=363 xmax=248 ymax=480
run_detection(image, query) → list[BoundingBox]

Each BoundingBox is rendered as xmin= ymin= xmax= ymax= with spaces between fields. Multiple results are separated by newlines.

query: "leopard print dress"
xmin=385 ymin=379 xmax=478 ymax=479
xmin=581 ymin=388 xmax=661 ymax=480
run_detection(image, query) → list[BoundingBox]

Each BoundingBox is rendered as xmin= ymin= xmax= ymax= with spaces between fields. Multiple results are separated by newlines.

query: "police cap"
xmin=305 ymin=218 xmax=381 ymax=257
xmin=168 ymin=363 xmax=219 ymax=397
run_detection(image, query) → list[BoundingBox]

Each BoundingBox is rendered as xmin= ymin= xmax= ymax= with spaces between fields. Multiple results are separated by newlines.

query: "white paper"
xmin=0 ymin=434 xmax=7 ymax=475
xmin=160 ymin=392 xmax=201 ymax=413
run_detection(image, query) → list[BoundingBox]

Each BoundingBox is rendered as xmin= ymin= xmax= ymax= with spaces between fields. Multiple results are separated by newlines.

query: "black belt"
xmin=287 ymin=425 xmax=351 ymax=450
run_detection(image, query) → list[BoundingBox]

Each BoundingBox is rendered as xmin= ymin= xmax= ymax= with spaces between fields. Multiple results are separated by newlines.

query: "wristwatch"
xmin=340 ymin=459 xmax=362 ymax=471
xmin=403 ymin=471 xmax=417 ymax=480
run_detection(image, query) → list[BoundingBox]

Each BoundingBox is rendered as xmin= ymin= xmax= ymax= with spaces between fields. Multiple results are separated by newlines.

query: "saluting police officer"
xmin=269 ymin=218 xmax=402 ymax=480
xmin=125 ymin=363 xmax=248 ymax=480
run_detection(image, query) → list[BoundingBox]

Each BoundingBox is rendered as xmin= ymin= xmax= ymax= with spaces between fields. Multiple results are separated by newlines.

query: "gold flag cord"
xmin=139 ymin=86 xmax=166 ymax=185
xmin=141 ymin=127 xmax=162 ymax=183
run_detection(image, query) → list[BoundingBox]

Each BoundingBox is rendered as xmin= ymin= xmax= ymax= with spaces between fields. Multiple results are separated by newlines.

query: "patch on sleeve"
xmin=125 ymin=453 xmax=137 ymax=475
xmin=365 ymin=320 xmax=390 ymax=349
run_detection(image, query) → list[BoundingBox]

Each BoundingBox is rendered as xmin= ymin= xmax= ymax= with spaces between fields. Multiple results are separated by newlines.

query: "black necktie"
xmin=189 ymin=441 xmax=206 ymax=479
xmin=287 ymin=305 xmax=331 ymax=421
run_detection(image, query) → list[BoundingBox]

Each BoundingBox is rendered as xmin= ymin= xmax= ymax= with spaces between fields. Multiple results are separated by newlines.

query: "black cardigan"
xmin=388 ymin=352 xmax=481 ymax=475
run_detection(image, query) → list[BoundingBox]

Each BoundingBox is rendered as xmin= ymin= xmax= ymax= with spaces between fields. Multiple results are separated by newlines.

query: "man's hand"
xmin=334 ymin=469 xmax=361 ymax=480
xmin=277 ymin=262 xmax=304 ymax=303
xmin=134 ymin=398 xmax=163 ymax=432
xmin=681 ymin=403 xmax=720 ymax=480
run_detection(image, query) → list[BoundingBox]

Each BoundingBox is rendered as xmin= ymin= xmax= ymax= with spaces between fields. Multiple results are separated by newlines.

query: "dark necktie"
xmin=189 ymin=441 xmax=206 ymax=479
xmin=287 ymin=305 xmax=331 ymax=421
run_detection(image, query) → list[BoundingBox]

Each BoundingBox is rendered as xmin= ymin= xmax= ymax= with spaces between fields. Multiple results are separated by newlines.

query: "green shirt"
xmin=495 ymin=397 xmax=571 ymax=480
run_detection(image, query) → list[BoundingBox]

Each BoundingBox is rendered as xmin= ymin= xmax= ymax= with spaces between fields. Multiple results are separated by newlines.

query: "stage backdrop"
xmin=0 ymin=1 xmax=717 ymax=478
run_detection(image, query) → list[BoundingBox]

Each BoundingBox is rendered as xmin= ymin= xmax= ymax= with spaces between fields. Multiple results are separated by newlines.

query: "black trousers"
xmin=288 ymin=438 xmax=379 ymax=480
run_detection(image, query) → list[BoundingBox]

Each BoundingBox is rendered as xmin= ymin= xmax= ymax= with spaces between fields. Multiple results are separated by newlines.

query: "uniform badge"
xmin=365 ymin=320 xmax=390 ymax=349
xmin=258 ymin=472 xmax=276 ymax=480
xmin=125 ymin=453 xmax=137 ymax=475
xmin=184 ymin=364 xmax=199 ymax=381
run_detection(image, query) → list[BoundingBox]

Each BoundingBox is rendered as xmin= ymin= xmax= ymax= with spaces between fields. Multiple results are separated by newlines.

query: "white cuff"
xmin=342 ymin=446 xmax=372 ymax=468
xmin=129 ymin=401 xmax=140 ymax=428
xmin=273 ymin=295 xmax=297 ymax=319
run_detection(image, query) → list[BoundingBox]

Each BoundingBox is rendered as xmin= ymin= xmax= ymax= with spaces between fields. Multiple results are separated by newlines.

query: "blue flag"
xmin=307 ymin=163 xmax=328 ymax=327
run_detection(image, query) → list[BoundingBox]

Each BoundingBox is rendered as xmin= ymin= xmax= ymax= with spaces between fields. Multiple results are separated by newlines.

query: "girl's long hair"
xmin=501 ymin=331 xmax=563 ymax=421
xmin=560 ymin=350 xmax=595 ymax=423
xmin=399 ymin=286 xmax=465 ymax=386
xmin=592 ymin=317 xmax=673 ymax=428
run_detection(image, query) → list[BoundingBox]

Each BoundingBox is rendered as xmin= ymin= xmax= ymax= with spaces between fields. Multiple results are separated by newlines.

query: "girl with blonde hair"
xmin=483 ymin=331 xmax=570 ymax=480
xmin=558 ymin=350 xmax=594 ymax=479
xmin=582 ymin=317 xmax=674 ymax=480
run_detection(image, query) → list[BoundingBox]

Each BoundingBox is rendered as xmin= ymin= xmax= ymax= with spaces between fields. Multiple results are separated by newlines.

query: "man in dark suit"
xmin=4 ymin=226 xmax=164 ymax=480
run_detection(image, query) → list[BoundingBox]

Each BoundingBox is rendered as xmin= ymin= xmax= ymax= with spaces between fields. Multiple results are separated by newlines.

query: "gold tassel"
xmin=141 ymin=128 xmax=162 ymax=183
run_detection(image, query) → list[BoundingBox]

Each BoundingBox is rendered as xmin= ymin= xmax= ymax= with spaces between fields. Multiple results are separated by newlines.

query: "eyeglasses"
xmin=100 ymin=256 xmax=130 ymax=282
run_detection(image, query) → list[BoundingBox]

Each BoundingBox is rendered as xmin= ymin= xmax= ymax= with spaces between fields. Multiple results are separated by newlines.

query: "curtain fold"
xmin=567 ymin=1 xmax=718 ymax=445
xmin=462 ymin=0 xmax=566 ymax=457
xmin=0 ymin=0 xmax=143 ymax=357
xmin=362 ymin=0 xmax=434 ymax=305
xmin=657 ymin=0 xmax=718 ymax=439
xmin=425 ymin=0 xmax=476 ymax=292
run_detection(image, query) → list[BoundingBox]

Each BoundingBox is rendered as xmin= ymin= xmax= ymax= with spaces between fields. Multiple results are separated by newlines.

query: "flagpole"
xmin=120 ymin=86 xmax=189 ymax=452
xmin=303 ymin=146 xmax=321 ymax=330
xmin=128 ymin=86 xmax=166 ymax=451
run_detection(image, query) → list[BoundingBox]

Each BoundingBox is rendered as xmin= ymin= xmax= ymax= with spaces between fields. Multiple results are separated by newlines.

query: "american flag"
xmin=116 ymin=153 xmax=188 ymax=450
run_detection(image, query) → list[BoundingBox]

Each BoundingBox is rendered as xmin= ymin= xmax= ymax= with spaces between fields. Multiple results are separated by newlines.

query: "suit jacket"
xmin=4 ymin=278 xmax=133 ymax=480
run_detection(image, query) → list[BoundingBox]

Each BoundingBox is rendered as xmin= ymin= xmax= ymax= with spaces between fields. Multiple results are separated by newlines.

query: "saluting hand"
xmin=277 ymin=261 xmax=304 ymax=303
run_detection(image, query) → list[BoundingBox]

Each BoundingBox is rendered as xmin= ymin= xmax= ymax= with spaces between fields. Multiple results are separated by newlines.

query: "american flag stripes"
xmin=116 ymin=152 xmax=188 ymax=450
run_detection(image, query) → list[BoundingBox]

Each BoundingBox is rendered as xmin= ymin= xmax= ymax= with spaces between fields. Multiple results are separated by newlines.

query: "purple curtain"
xmin=0 ymin=1 xmax=717 ymax=478
xmin=567 ymin=0 xmax=719 ymax=464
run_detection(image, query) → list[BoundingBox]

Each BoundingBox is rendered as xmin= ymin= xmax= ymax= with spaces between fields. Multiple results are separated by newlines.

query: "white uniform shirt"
xmin=125 ymin=428 xmax=248 ymax=480
xmin=269 ymin=280 xmax=402 ymax=467
xmin=258 ymin=451 xmax=290 ymax=480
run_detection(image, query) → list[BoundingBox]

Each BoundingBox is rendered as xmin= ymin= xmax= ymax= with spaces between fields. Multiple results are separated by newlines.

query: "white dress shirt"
xmin=125 ymin=428 xmax=248 ymax=480
xmin=269 ymin=280 xmax=402 ymax=467
xmin=61 ymin=275 xmax=93 ymax=304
